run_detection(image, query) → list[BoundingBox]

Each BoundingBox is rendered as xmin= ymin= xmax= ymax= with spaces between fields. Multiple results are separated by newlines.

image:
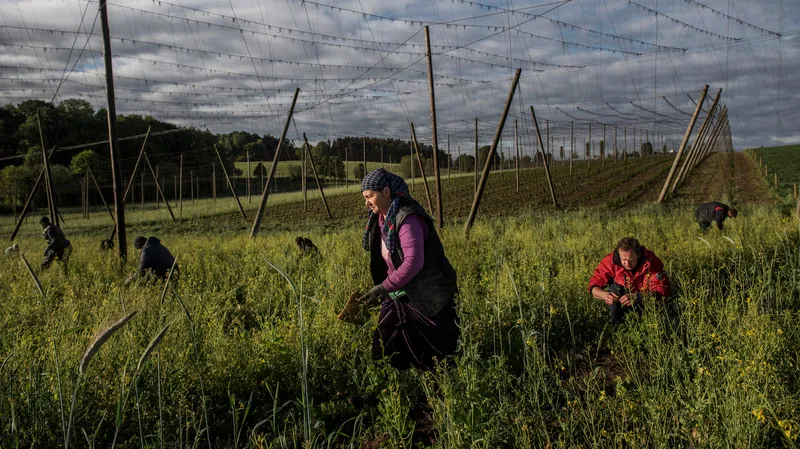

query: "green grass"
xmin=1 ymin=202 xmax=798 ymax=448
xmin=750 ymin=144 xmax=800 ymax=200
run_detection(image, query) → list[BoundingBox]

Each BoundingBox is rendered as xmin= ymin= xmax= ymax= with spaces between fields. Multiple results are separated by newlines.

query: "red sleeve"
xmin=588 ymin=253 xmax=615 ymax=293
xmin=646 ymin=254 xmax=671 ymax=297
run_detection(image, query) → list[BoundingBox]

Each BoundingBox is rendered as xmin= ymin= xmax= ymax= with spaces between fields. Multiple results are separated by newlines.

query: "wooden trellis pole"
xmin=464 ymin=68 xmax=521 ymax=237
xmin=424 ymin=26 xmax=444 ymax=230
xmin=302 ymin=133 xmax=332 ymax=219
xmin=250 ymin=88 xmax=299 ymax=237
xmin=88 ymin=166 xmax=114 ymax=223
xmin=588 ymin=122 xmax=591 ymax=167
xmin=474 ymin=117 xmax=478 ymax=193
xmin=657 ymin=85 xmax=709 ymax=203
xmin=8 ymin=148 xmax=57 ymax=241
xmin=515 ymin=119 xmax=520 ymax=193
xmin=179 ymin=153 xmax=183 ymax=218
xmin=623 ymin=126 xmax=627 ymax=163
xmin=122 ymin=126 xmax=151 ymax=202
xmin=246 ymin=150 xmax=251 ymax=203
xmin=98 ymin=0 xmax=128 ymax=258
xmin=36 ymin=113 xmax=57 ymax=227
xmin=673 ymin=88 xmax=722 ymax=191
xmin=411 ymin=123 xmax=434 ymax=214
xmin=214 ymin=144 xmax=247 ymax=221
xmin=144 ymin=154 xmax=176 ymax=222
xmin=570 ymin=121 xmax=574 ymax=176
xmin=530 ymin=105 xmax=558 ymax=209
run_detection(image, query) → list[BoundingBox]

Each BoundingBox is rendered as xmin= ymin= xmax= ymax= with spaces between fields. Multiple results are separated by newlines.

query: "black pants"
xmin=606 ymin=283 xmax=643 ymax=325
xmin=698 ymin=221 xmax=711 ymax=232
xmin=41 ymin=245 xmax=72 ymax=271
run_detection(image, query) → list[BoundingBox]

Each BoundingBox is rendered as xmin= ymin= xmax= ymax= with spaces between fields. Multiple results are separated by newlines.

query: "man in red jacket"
xmin=589 ymin=237 xmax=671 ymax=325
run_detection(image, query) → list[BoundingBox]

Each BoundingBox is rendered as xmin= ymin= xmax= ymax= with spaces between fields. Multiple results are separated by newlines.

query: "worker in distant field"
xmin=695 ymin=201 xmax=737 ymax=232
xmin=39 ymin=216 xmax=72 ymax=271
xmin=126 ymin=236 xmax=178 ymax=285
xmin=589 ymin=237 xmax=671 ymax=325
xmin=346 ymin=168 xmax=460 ymax=370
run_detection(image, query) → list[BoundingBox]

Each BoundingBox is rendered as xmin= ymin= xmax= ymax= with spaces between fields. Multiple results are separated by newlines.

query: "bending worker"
xmin=589 ymin=237 xmax=671 ymax=325
xmin=39 ymin=216 xmax=72 ymax=271
xmin=126 ymin=236 xmax=178 ymax=285
xmin=356 ymin=168 xmax=460 ymax=371
xmin=695 ymin=201 xmax=737 ymax=232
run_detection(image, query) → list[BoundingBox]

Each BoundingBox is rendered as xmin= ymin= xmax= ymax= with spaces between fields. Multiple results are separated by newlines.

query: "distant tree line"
xmin=0 ymin=99 xmax=453 ymax=212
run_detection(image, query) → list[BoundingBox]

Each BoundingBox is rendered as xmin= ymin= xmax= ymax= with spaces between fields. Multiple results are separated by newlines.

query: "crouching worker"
xmin=589 ymin=237 xmax=671 ymax=325
xmin=125 ymin=236 xmax=179 ymax=285
xmin=40 ymin=216 xmax=72 ymax=271
xmin=350 ymin=169 xmax=460 ymax=371
xmin=695 ymin=201 xmax=737 ymax=232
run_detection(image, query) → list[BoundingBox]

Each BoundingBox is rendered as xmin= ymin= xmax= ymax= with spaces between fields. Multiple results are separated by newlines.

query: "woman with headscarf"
xmin=354 ymin=168 xmax=460 ymax=370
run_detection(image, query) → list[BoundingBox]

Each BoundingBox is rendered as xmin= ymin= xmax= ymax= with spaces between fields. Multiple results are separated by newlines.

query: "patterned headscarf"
xmin=361 ymin=168 xmax=427 ymax=255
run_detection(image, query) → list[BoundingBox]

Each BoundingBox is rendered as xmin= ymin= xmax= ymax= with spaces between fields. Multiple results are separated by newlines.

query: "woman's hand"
xmin=358 ymin=284 xmax=388 ymax=306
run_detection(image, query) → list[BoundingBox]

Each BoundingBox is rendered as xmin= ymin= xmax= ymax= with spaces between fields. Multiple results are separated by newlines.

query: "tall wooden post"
xmin=36 ymin=114 xmax=57 ymax=227
xmin=302 ymin=133 xmax=332 ymax=219
xmin=140 ymin=172 xmax=144 ymax=211
xmin=302 ymin=141 xmax=307 ymax=212
xmin=447 ymin=137 xmax=451 ymax=182
xmin=588 ymin=123 xmax=592 ymax=167
xmin=81 ymin=175 xmax=86 ymax=219
xmin=212 ymin=164 xmax=216 ymax=202
xmin=88 ymin=167 xmax=114 ymax=223
xmin=250 ymin=88 xmax=299 ymax=237
xmin=246 ymin=150 xmax=251 ymax=203
xmin=614 ymin=126 xmax=618 ymax=161
xmin=602 ymin=124 xmax=606 ymax=167
xmin=409 ymin=140 xmax=414 ymax=191
xmin=514 ymin=119 xmax=520 ymax=192
xmin=214 ymin=145 xmax=247 ymax=221
xmin=531 ymin=105 xmax=558 ymax=209
xmin=179 ymin=153 xmax=183 ymax=218
xmin=155 ymin=165 xmax=160 ymax=209
xmin=624 ymin=126 xmax=627 ymax=163
xmin=99 ymin=0 xmax=127 ymax=259
xmin=122 ymin=126 xmax=151 ymax=202
xmin=546 ymin=119 xmax=549 ymax=164
xmin=464 ymin=68 xmax=520 ymax=237
xmin=190 ymin=169 xmax=194 ymax=205
xmin=362 ymin=137 xmax=366 ymax=178
xmin=569 ymin=122 xmax=574 ymax=176
xmin=474 ymin=118 xmax=478 ymax=193
xmin=674 ymin=88 xmax=722 ymax=190
xmin=144 ymin=154 xmax=176 ymax=222
xmin=411 ymin=123 xmax=434 ymax=214
xmin=260 ymin=160 xmax=264 ymax=195
xmin=657 ymin=85 xmax=709 ymax=203
xmin=424 ymin=26 xmax=444 ymax=230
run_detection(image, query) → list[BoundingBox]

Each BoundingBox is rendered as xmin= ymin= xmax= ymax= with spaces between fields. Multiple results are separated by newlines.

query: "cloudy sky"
xmin=0 ymin=0 xmax=797 ymax=155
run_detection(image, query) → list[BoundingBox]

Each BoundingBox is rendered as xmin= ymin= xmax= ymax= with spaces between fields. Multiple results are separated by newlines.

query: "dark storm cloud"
xmin=0 ymin=0 xmax=795 ymax=151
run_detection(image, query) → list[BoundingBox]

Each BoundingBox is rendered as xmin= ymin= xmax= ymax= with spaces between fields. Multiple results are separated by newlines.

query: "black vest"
xmin=368 ymin=206 xmax=458 ymax=317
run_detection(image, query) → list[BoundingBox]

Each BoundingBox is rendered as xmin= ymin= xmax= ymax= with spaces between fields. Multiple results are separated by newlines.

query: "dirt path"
xmin=675 ymin=152 xmax=772 ymax=205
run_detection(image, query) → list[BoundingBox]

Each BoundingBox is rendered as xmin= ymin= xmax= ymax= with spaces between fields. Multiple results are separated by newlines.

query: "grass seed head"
xmin=80 ymin=311 xmax=138 ymax=375
xmin=136 ymin=323 xmax=170 ymax=373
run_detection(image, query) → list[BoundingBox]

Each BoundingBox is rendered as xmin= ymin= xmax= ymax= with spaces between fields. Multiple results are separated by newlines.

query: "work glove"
xmin=357 ymin=284 xmax=388 ymax=306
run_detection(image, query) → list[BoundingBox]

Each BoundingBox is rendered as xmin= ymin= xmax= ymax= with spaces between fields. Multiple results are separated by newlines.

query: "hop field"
xmin=1 ymin=202 xmax=798 ymax=448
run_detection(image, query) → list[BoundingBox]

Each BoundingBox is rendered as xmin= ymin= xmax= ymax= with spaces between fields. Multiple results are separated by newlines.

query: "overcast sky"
xmin=0 ymin=0 xmax=797 ymax=154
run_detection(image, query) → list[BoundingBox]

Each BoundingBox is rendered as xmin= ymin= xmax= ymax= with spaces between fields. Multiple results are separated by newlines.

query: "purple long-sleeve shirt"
xmin=378 ymin=214 xmax=428 ymax=291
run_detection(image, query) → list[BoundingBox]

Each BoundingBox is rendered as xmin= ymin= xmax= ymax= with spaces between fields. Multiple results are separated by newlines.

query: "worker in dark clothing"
xmin=695 ymin=202 xmax=737 ymax=232
xmin=126 ymin=236 xmax=178 ymax=285
xmin=39 ymin=216 xmax=72 ymax=271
